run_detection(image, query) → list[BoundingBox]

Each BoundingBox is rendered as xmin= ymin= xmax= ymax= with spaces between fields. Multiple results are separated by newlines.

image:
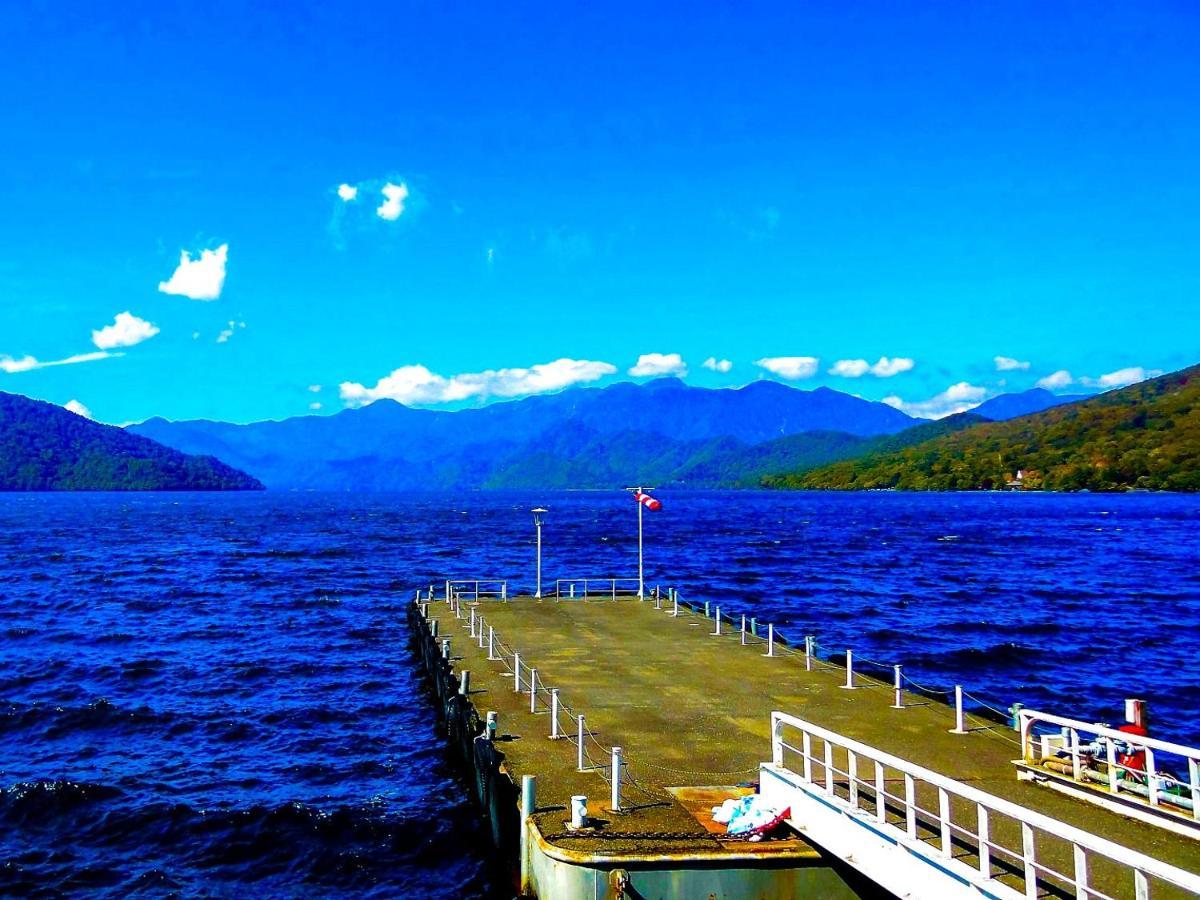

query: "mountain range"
xmin=777 ymin=365 xmax=1200 ymax=492
xmin=0 ymin=392 xmax=262 ymax=491
xmin=125 ymin=378 xmax=1077 ymax=491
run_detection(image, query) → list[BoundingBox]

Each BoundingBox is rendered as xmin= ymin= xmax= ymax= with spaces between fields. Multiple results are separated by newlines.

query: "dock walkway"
xmin=426 ymin=594 xmax=1200 ymax=898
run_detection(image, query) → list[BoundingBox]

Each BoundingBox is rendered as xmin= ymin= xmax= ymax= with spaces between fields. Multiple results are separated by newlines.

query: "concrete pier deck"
xmin=429 ymin=595 xmax=1200 ymax=897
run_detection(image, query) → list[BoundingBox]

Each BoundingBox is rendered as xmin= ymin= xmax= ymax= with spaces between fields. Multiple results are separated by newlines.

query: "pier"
xmin=409 ymin=585 xmax=1200 ymax=899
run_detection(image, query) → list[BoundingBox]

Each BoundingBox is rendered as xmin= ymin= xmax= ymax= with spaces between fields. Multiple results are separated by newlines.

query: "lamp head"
xmin=532 ymin=507 xmax=548 ymax=526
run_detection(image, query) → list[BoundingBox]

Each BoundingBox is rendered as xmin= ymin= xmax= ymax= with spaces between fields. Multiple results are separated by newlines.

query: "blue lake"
xmin=1 ymin=490 xmax=1198 ymax=896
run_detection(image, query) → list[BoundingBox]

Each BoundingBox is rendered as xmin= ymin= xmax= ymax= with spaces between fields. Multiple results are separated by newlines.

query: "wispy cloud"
xmin=883 ymin=382 xmax=987 ymax=419
xmin=158 ymin=244 xmax=228 ymax=300
xmin=309 ymin=401 xmax=322 ymax=411
xmin=994 ymin=356 xmax=1030 ymax=372
xmin=216 ymin=320 xmax=246 ymax=344
xmin=629 ymin=353 xmax=687 ymax=377
xmin=829 ymin=356 xmax=914 ymax=378
xmin=755 ymin=356 xmax=819 ymax=380
xmin=702 ymin=357 xmax=732 ymax=373
xmin=376 ymin=182 xmax=409 ymax=221
xmin=1 ymin=351 xmax=118 ymax=373
xmin=92 ymin=312 xmax=159 ymax=350
xmin=1081 ymin=366 xmax=1162 ymax=389
xmin=340 ymin=358 xmax=617 ymax=407
xmin=1035 ymin=370 xmax=1073 ymax=390
xmin=63 ymin=399 xmax=92 ymax=419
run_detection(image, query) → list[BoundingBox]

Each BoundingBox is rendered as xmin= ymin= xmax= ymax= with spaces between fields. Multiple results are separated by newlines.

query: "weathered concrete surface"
xmin=433 ymin=596 xmax=1200 ymax=896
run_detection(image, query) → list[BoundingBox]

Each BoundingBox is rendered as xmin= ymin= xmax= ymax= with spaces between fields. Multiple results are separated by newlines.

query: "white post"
xmin=529 ymin=668 xmax=538 ymax=713
xmin=611 ymin=746 xmax=623 ymax=812
xmin=892 ymin=664 xmax=904 ymax=709
xmin=477 ymin=618 xmax=485 ymax=649
xmin=486 ymin=710 xmax=497 ymax=741
xmin=765 ymin=623 xmax=775 ymax=657
xmin=740 ymin=614 xmax=746 ymax=645
xmin=637 ymin=490 xmax=644 ymax=598
xmin=712 ymin=606 xmax=721 ymax=636
xmin=577 ymin=714 xmax=587 ymax=771
xmin=514 ymin=652 xmax=522 ymax=691
xmin=535 ymin=519 xmax=543 ymax=598
xmin=673 ymin=595 xmax=679 ymax=617
xmin=570 ymin=795 xmax=587 ymax=829
xmin=488 ymin=626 xmax=496 ymax=660
xmin=551 ymin=689 xmax=560 ymax=739
xmin=951 ymin=685 xmax=968 ymax=734
xmin=805 ymin=635 xmax=814 ymax=671
xmin=430 ymin=619 xmax=439 ymax=638
xmin=842 ymin=649 xmax=856 ymax=689
xmin=520 ymin=775 xmax=535 ymax=894
xmin=469 ymin=607 xmax=476 ymax=637
xmin=444 ymin=579 xmax=450 ymax=602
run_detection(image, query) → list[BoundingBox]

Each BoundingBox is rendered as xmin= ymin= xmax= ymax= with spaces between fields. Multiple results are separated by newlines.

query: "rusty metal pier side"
xmin=408 ymin=584 xmax=1200 ymax=900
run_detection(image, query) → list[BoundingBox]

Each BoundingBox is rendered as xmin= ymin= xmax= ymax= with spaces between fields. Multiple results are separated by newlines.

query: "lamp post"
xmin=532 ymin=507 xmax=547 ymax=598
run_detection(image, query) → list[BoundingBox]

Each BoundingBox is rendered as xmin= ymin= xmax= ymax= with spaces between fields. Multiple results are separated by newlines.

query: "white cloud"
xmin=340 ymin=357 xmax=617 ymax=408
xmin=216 ymin=320 xmax=246 ymax=344
xmin=337 ymin=183 xmax=358 ymax=201
xmin=629 ymin=353 xmax=687 ymax=377
xmin=308 ymin=384 xmax=322 ymax=393
xmin=829 ymin=356 xmax=914 ymax=378
xmin=1036 ymin=369 xmax=1073 ymax=390
xmin=309 ymin=401 xmax=322 ymax=411
xmin=995 ymin=356 xmax=1030 ymax=372
xmin=63 ymin=399 xmax=92 ymax=419
xmin=158 ymin=244 xmax=228 ymax=300
xmin=92 ymin=312 xmax=159 ymax=350
xmin=376 ymin=182 xmax=409 ymax=221
xmin=883 ymin=382 xmax=987 ymax=419
xmin=755 ymin=356 xmax=819 ymax=380
xmin=1083 ymin=366 xmax=1162 ymax=389
xmin=702 ymin=357 xmax=733 ymax=373
xmin=1 ymin=351 xmax=117 ymax=373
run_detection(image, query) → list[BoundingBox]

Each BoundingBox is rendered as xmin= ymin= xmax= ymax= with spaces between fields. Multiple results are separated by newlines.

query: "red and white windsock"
xmin=634 ymin=490 xmax=662 ymax=511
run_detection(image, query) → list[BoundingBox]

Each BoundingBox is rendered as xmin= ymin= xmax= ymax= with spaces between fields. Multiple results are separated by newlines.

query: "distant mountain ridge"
xmin=776 ymin=365 xmax=1200 ymax=492
xmin=0 ymin=392 xmax=263 ymax=491
xmin=129 ymin=378 xmax=918 ymax=490
xmin=971 ymin=388 xmax=1090 ymax=421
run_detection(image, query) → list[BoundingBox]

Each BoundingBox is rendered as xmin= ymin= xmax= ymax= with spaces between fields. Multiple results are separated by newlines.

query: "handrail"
xmin=553 ymin=577 xmax=641 ymax=599
xmin=770 ymin=711 xmax=1200 ymax=898
xmin=1019 ymin=709 xmax=1200 ymax=819
xmin=445 ymin=579 xmax=508 ymax=601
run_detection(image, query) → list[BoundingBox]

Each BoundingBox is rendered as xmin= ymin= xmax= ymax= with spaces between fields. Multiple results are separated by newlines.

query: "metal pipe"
xmin=805 ymin=635 xmax=814 ymax=671
xmin=611 ymin=746 xmax=623 ymax=812
xmin=469 ymin=607 xmax=476 ymax=637
xmin=741 ymin=614 xmax=746 ymax=645
xmin=951 ymin=685 xmax=967 ymax=734
xmin=672 ymin=595 xmax=678 ymax=617
xmin=712 ymin=606 xmax=721 ymax=636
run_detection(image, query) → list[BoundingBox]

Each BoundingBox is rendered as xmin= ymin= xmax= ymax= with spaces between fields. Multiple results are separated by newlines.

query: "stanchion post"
xmin=577 ymin=715 xmax=587 ymax=771
xmin=805 ymin=635 xmax=814 ymax=671
xmin=441 ymin=638 xmax=451 ymax=659
xmin=611 ymin=746 xmax=623 ymax=812
xmin=486 ymin=710 xmax=497 ymax=741
xmin=514 ymin=651 xmax=522 ymax=691
xmin=842 ymin=649 xmax=856 ymax=689
xmin=951 ymin=686 xmax=968 ymax=734
xmin=765 ymin=623 xmax=774 ymax=657
xmin=712 ymin=606 xmax=721 ymax=636
xmin=551 ymin=690 xmax=560 ymax=739
xmin=740 ymin=614 xmax=746 ymax=645
xmin=488 ymin=626 xmax=496 ymax=660
xmin=892 ymin=665 xmax=904 ymax=709
xmin=529 ymin=668 xmax=538 ymax=713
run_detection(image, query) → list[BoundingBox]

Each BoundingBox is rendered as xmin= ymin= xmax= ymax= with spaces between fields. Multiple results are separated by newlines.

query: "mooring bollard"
xmin=529 ymin=668 xmax=538 ymax=713
xmin=765 ymin=623 xmax=774 ymax=657
xmin=513 ymin=652 xmax=522 ymax=691
xmin=520 ymin=775 xmax=536 ymax=894
xmin=577 ymin=714 xmax=587 ymax=771
xmin=441 ymin=638 xmax=451 ymax=659
xmin=611 ymin=746 xmax=623 ymax=812
xmin=805 ymin=635 xmax=814 ymax=671
xmin=459 ymin=670 xmax=470 ymax=696
xmin=842 ymin=649 xmax=856 ymax=689
xmin=951 ymin=686 xmax=967 ymax=734
xmin=712 ymin=606 xmax=721 ymax=636
xmin=892 ymin=665 xmax=904 ymax=709
xmin=550 ymin=689 xmax=560 ymax=739
xmin=570 ymin=795 xmax=588 ymax=829
xmin=488 ymin=626 xmax=496 ymax=660
xmin=486 ymin=711 xmax=498 ymax=741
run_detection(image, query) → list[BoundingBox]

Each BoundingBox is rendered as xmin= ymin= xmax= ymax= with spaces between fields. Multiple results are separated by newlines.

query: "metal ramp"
xmin=759 ymin=713 xmax=1200 ymax=900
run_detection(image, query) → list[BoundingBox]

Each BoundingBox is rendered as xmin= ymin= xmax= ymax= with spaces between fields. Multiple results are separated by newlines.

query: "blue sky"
xmin=1 ymin=1 xmax=1198 ymax=424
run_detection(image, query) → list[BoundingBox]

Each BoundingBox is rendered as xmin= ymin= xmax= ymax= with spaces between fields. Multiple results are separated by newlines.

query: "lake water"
xmin=1 ymin=490 xmax=1197 ymax=896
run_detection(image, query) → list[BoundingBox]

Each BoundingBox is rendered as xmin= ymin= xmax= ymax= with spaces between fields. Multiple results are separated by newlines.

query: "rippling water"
xmin=1 ymin=490 xmax=1197 ymax=896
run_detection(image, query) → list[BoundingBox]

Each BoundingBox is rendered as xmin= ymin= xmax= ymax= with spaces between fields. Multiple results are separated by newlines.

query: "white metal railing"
xmin=769 ymin=712 xmax=1200 ymax=900
xmin=1019 ymin=709 xmax=1200 ymax=820
xmin=553 ymin=577 xmax=641 ymax=600
xmin=445 ymin=579 xmax=508 ymax=601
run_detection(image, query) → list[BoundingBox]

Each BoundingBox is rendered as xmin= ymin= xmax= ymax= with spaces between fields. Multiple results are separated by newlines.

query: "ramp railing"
xmin=1019 ymin=709 xmax=1200 ymax=821
xmin=445 ymin=579 xmax=507 ymax=601
xmin=553 ymin=578 xmax=641 ymax=600
xmin=768 ymin=712 xmax=1200 ymax=899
